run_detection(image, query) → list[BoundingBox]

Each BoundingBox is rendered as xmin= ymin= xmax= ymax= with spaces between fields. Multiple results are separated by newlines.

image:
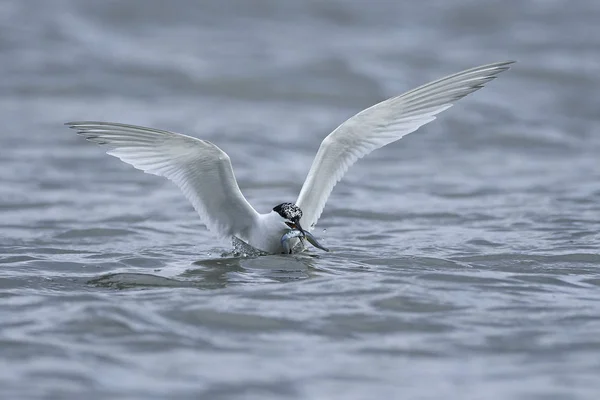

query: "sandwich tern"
xmin=67 ymin=61 xmax=513 ymax=254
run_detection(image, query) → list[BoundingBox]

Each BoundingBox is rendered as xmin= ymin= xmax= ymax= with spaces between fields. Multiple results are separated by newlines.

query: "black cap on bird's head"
xmin=273 ymin=202 xmax=305 ymax=235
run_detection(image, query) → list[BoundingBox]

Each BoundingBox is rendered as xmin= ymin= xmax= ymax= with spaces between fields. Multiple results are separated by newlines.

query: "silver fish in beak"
xmin=303 ymin=230 xmax=330 ymax=252
xmin=281 ymin=229 xmax=330 ymax=254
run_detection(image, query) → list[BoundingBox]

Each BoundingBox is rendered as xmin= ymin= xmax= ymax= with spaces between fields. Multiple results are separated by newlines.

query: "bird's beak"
xmin=293 ymin=220 xmax=306 ymax=237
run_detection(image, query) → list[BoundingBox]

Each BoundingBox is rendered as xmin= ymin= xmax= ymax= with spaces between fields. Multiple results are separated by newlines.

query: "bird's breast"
xmin=247 ymin=213 xmax=290 ymax=254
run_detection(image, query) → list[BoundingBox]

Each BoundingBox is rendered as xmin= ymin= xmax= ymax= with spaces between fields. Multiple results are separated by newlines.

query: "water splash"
xmin=229 ymin=237 xmax=270 ymax=258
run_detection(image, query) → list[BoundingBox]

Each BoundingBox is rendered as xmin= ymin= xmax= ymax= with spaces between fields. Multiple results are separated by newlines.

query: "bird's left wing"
xmin=296 ymin=61 xmax=514 ymax=231
xmin=67 ymin=122 xmax=259 ymax=240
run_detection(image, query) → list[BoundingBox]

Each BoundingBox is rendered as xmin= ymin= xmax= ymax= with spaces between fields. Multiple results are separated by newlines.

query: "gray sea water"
xmin=1 ymin=0 xmax=600 ymax=399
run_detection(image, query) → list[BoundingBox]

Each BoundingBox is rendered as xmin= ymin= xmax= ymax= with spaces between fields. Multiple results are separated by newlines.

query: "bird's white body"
xmin=67 ymin=61 xmax=513 ymax=254
xmin=247 ymin=212 xmax=294 ymax=254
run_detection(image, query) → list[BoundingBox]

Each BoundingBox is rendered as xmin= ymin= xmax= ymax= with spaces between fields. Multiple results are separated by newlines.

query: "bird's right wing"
xmin=66 ymin=122 xmax=260 ymax=240
xmin=296 ymin=61 xmax=514 ymax=230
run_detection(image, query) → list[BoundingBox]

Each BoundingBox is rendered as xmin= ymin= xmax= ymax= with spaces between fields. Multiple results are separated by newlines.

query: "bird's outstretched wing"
xmin=66 ymin=122 xmax=259 ymax=239
xmin=296 ymin=61 xmax=514 ymax=231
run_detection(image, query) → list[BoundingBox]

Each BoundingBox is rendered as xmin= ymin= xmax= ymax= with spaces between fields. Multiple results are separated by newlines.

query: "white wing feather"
xmin=296 ymin=61 xmax=514 ymax=230
xmin=66 ymin=122 xmax=259 ymax=240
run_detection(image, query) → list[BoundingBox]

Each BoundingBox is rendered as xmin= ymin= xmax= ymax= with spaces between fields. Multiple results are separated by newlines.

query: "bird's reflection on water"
xmin=87 ymin=251 xmax=322 ymax=290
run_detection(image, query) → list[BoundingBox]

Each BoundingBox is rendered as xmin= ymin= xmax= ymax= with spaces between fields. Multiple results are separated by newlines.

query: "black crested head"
xmin=273 ymin=202 xmax=302 ymax=222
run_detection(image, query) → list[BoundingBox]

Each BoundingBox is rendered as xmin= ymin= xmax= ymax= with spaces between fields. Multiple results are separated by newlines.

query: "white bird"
xmin=67 ymin=61 xmax=513 ymax=254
